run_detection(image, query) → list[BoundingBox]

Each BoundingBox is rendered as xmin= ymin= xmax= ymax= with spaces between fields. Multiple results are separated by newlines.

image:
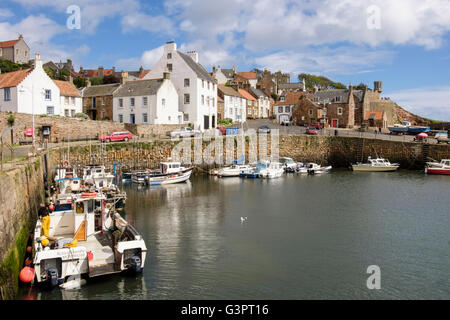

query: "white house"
xmin=218 ymin=84 xmax=247 ymax=123
xmin=53 ymin=80 xmax=82 ymax=117
xmin=144 ymin=41 xmax=217 ymax=131
xmin=273 ymin=92 xmax=303 ymax=124
xmin=249 ymin=87 xmax=270 ymax=118
xmin=113 ymin=72 xmax=182 ymax=125
xmin=0 ymin=54 xmax=61 ymax=116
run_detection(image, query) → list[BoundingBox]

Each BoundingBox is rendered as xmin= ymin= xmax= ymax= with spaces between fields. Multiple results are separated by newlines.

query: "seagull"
xmin=240 ymin=217 xmax=248 ymax=222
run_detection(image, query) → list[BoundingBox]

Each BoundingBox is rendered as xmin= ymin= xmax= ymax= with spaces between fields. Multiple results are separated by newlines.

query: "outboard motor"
xmin=47 ymin=268 xmax=59 ymax=288
xmin=126 ymin=256 xmax=142 ymax=274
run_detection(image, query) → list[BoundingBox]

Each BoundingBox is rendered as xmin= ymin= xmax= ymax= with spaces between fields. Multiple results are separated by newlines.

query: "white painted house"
xmin=144 ymin=41 xmax=217 ymax=131
xmin=53 ymin=80 xmax=82 ymax=117
xmin=0 ymin=54 xmax=61 ymax=116
xmin=113 ymin=72 xmax=182 ymax=125
xmin=218 ymin=84 xmax=247 ymax=123
xmin=249 ymin=87 xmax=271 ymax=118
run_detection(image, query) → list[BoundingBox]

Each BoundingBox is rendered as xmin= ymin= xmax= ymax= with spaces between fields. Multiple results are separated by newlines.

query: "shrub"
xmin=75 ymin=113 xmax=90 ymax=120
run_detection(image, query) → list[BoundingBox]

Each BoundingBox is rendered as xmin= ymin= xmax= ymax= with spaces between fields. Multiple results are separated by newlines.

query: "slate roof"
xmin=221 ymin=69 xmax=235 ymax=78
xmin=53 ymin=80 xmax=81 ymax=97
xmin=177 ymin=51 xmax=213 ymax=82
xmin=249 ymin=87 xmax=268 ymax=98
xmin=113 ymin=79 xmax=164 ymax=97
xmin=83 ymin=83 xmax=121 ymax=97
xmin=279 ymin=83 xmax=304 ymax=90
xmin=313 ymin=89 xmax=364 ymax=104
xmin=0 ymin=68 xmax=32 ymax=88
xmin=218 ymin=84 xmax=242 ymax=98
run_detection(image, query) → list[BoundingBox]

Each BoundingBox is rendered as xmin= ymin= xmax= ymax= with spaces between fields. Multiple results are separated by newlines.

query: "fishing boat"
xmin=217 ymin=164 xmax=252 ymax=177
xmin=240 ymin=161 xmax=269 ymax=178
xmin=259 ymin=162 xmax=284 ymax=179
xmin=131 ymin=171 xmax=149 ymax=184
xmin=425 ymin=159 xmax=450 ymax=175
xmin=307 ymin=163 xmax=332 ymax=175
xmin=54 ymin=161 xmax=78 ymax=181
xmin=387 ymin=121 xmax=410 ymax=135
xmin=30 ymin=193 xmax=146 ymax=288
xmin=407 ymin=126 xmax=430 ymax=134
xmin=146 ymin=166 xmax=193 ymax=186
xmin=352 ymin=156 xmax=400 ymax=172
xmin=82 ymin=165 xmax=115 ymax=189
xmin=279 ymin=157 xmax=298 ymax=172
xmin=122 ymin=172 xmax=132 ymax=181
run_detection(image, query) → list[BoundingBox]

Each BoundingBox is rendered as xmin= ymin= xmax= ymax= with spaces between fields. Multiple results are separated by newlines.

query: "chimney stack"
xmin=187 ymin=51 xmax=199 ymax=63
xmin=34 ymin=53 xmax=43 ymax=69
xmin=19 ymin=34 xmax=23 ymax=40
xmin=86 ymin=79 xmax=91 ymax=87
xmin=98 ymin=66 xmax=104 ymax=78
xmin=163 ymin=67 xmax=170 ymax=80
xmin=121 ymin=71 xmax=129 ymax=84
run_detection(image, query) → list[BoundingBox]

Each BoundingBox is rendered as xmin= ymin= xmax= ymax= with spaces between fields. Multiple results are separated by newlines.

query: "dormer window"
xmin=167 ymin=53 xmax=172 ymax=59
xmin=335 ymin=96 xmax=341 ymax=102
xmin=167 ymin=64 xmax=172 ymax=72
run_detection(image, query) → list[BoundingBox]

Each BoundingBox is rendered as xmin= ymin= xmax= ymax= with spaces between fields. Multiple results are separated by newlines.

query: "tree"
xmin=0 ymin=59 xmax=30 ymax=73
xmin=90 ymin=77 xmax=103 ymax=86
xmin=298 ymin=73 xmax=347 ymax=90
xmin=73 ymin=77 xmax=86 ymax=88
xmin=103 ymin=75 xmax=120 ymax=84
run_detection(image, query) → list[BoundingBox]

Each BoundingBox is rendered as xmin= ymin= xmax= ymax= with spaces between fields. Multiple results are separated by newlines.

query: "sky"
xmin=1 ymin=0 xmax=450 ymax=121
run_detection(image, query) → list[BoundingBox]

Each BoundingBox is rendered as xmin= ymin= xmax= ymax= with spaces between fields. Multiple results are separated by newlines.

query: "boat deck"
xmin=86 ymin=232 xmax=120 ymax=277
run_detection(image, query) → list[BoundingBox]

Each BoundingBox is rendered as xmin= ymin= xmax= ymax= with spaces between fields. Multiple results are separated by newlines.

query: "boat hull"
xmin=425 ymin=168 xmax=450 ymax=175
xmin=352 ymin=165 xmax=399 ymax=172
xmin=148 ymin=168 xmax=193 ymax=186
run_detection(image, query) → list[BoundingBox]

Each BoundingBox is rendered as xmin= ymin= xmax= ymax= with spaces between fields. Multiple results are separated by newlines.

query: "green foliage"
xmin=7 ymin=114 xmax=15 ymax=125
xmin=44 ymin=67 xmax=69 ymax=81
xmin=103 ymin=75 xmax=120 ymax=84
xmin=298 ymin=73 xmax=347 ymax=90
xmin=90 ymin=77 xmax=103 ymax=86
xmin=218 ymin=118 xmax=233 ymax=126
xmin=74 ymin=113 xmax=89 ymax=119
xmin=271 ymin=93 xmax=278 ymax=101
xmin=0 ymin=59 xmax=30 ymax=74
xmin=73 ymin=77 xmax=86 ymax=88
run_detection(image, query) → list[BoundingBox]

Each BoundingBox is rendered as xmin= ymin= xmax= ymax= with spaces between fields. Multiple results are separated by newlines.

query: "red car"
xmin=306 ymin=127 xmax=319 ymax=135
xmin=100 ymin=131 xmax=132 ymax=143
xmin=310 ymin=122 xmax=323 ymax=129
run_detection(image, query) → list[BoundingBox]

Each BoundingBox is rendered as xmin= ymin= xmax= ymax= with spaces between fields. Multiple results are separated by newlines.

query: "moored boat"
xmin=259 ymin=162 xmax=284 ymax=179
xmin=307 ymin=163 xmax=332 ymax=175
xmin=425 ymin=159 xmax=450 ymax=175
xmin=279 ymin=157 xmax=298 ymax=172
xmin=217 ymin=164 xmax=252 ymax=177
xmin=352 ymin=156 xmax=400 ymax=172
xmin=240 ymin=161 xmax=269 ymax=178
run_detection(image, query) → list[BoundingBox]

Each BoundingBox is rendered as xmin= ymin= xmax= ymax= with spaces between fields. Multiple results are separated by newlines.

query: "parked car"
xmin=280 ymin=119 xmax=292 ymax=126
xmin=310 ymin=122 xmax=323 ymax=129
xmin=217 ymin=125 xmax=227 ymax=135
xmin=99 ymin=131 xmax=132 ymax=143
xmin=258 ymin=125 xmax=271 ymax=134
xmin=306 ymin=127 xmax=319 ymax=135
xmin=169 ymin=127 xmax=201 ymax=138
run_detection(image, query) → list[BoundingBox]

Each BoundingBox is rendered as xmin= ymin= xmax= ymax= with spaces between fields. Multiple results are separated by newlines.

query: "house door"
xmin=332 ymin=119 xmax=338 ymax=128
xmin=130 ymin=114 xmax=135 ymax=124
xmin=204 ymin=116 xmax=210 ymax=130
xmin=212 ymin=115 xmax=216 ymax=128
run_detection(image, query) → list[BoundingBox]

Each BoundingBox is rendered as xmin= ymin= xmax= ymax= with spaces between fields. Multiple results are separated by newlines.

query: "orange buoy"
xmin=88 ymin=251 xmax=94 ymax=261
xmin=19 ymin=266 xmax=34 ymax=283
xmin=26 ymin=246 xmax=32 ymax=254
xmin=25 ymin=258 xmax=33 ymax=266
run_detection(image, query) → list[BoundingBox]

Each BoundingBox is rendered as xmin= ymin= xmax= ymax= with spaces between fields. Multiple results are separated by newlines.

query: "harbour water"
xmin=20 ymin=170 xmax=449 ymax=299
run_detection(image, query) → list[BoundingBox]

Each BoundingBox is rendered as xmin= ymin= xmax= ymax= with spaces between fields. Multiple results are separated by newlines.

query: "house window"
xmin=101 ymin=110 xmax=105 ymax=119
xmin=168 ymin=116 xmax=171 ymax=121
xmin=119 ymin=98 xmax=123 ymax=108
xmin=130 ymin=97 xmax=135 ymax=107
xmin=184 ymin=94 xmax=190 ymax=104
xmin=212 ymin=98 xmax=215 ymax=107
xmin=71 ymin=97 xmax=75 ymax=105
xmin=143 ymin=97 xmax=148 ymax=106
xmin=118 ymin=114 xmax=123 ymax=123
xmin=309 ymin=109 xmax=313 ymax=116
xmin=101 ymin=97 xmax=105 ymax=105
xmin=65 ymin=97 xmax=69 ymax=105
xmin=71 ymin=110 xmax=75 ymax=117
xmin=278 ymin=107 xmax=283 ymax=113
xmin=167 ymin=64 xmax=172 ymax=71
xmin=201 ymin=95 xmax=204 ymax=105
xmin=338 ymin=107 xmax=343 ymax=115
xmin=64 ymin=109 xmax=69 ymax=117
xmin=143 ymin=113 xmax=148 ymax=123
xmin=335 ymin=96 xmax=341 ymax=102
xmin=184 ymin=114 xmax=189 ymax=121
xmin=280 ymin=96 xmax=285 ymax=102
xmin=162 ymin=98 xmax=165 ymax=106
xmin=45 ymin=90 xmax=51 ymax=100
xmin=4 ymin=88 xmax=11 ymax=101
xmin=47 ymin=106 xmax=54 ymax=115
xmin=167 ymin=53 xmax=172 ymax=59
xmin=285 ymin=106 xmax=290 ymax=113
xmin=184 ymin=78 xmax=190 ymax=87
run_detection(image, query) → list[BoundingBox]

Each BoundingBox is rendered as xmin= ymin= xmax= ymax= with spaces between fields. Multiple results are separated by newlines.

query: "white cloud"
xmin=386 ymin=86 xmax=450 ymax=121
xmin=115 ymin=45 xmax=164 ymax=70
xmin=0 ymin=8 xmax=14 ymax=19
xmin=121 ymin=12 xmax=175 ymax=35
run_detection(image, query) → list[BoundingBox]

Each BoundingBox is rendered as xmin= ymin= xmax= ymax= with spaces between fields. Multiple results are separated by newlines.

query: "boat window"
xmin=76 ymin=202 xmax=84 ymax=214
xmin=88 ymin=200 xmax=94 ymax=213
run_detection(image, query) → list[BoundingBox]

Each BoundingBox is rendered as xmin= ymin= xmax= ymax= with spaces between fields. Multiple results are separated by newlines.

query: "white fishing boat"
xmin=54 ymin=161 xmax=77 ymax=181
xmin=30 ymin=193 xmax=147 ymax=288
xmin=295 ymin=163 xmax=309 ymax=174
xmin=352 ymin=157 xmax=400 ymax=172
xmin=307 ymin=163 xmax=332 ymax=174
xmin=279 ymin=157 xmax=298 ymax=172
xmin=259 ymin=162 xmax=284 ymax=179
xmin=82 ymin=165 xmax=115 ymax=189
xmin=425 ymin=159 xmax=450 ymax=175
xmin=217 ymin=164 xmax=252 ymax=177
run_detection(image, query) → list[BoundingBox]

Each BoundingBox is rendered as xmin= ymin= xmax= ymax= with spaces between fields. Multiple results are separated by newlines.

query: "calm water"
xmin=20 ymin=171 xmax=449 ymax=300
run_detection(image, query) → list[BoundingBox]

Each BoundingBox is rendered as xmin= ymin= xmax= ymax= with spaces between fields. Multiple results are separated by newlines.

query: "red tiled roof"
xmin=139 ymin=69 xmax=151 ymax=79
xmin=85 ymin=69 xmax=114 ymax=78
xmin=0 ymin=68 xmax=32 ymax=88
xmin=238 ymin=72 xmax=257 ymax=80
xmin=217 ymin=96 xmax=223 ymax=102
xmin=0 ymin=39 xmax=20 ymax=48
xmin=364 ymin=110 xmax=384 ymax=121
xmin=53 ymin=80 xmax=81 ymax=97
xmin=275 ymin=92 xmax=304 ymax=106
xmin=238 ymin=88 xmax=256 ymax=101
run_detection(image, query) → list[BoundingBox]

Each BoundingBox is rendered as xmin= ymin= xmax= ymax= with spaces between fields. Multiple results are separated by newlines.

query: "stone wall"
xmin=0 ymin=111 xmax=183 ymax=144
xmin=0 ymin=155 xmax=46 ymax=299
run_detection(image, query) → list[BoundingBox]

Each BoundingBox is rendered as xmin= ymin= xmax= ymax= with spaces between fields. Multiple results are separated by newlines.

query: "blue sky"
xmin=1 ymin=0 xmax=450 ymax=121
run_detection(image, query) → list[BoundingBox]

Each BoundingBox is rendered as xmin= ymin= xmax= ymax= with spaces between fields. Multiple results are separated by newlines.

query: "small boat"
xmin=307 ymin=163 xmax=332 ymax=175
xmin=122 ymin=172 xmax=132 ymax=180
xmin=352 ymin=156 xmax=400 ymax=172
xmin=388 ymin=121 xmax=410 ymax=135
xmin=407 ymin=126 xmax=430 ymax=134
xmin=217 ymin=164 xmax=252 ymax=177
xmin=279 ymin=157 xmax=298 ymax=172
xmin=131 ymin=171 xmax=149 ymax=184
xmin=425 ymin=159 xmax=450 ymax=175
xmin=295 ymin=163 xmax=309 ymax=174
xmin=31 ymin=193 xmax=146 ymax=288
xmin=240 ymin=161 xmax=269 ymax=178
xmin=259 ymin=162 xmax=284 ymax=179
xmin=147 ymin=168 xmax=193 ymax=186
xmin=82 ymin=165 xmax=115 ymax=189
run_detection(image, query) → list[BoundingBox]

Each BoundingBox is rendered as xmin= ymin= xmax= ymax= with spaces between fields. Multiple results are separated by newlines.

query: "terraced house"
xmin=0 ymin=34 xmax=30 ymax=64
xmin=218 ymin=84 xmax=246 ymax=123
xmin=82 ymin=83 xmax=120 ymax=120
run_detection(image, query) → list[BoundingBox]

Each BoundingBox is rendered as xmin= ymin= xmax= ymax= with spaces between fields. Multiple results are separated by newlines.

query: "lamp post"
xmin=322 ymin=99 xmax=329 ymax=131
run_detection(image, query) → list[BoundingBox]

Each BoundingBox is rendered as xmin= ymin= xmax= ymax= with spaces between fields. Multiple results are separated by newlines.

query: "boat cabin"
xmin=160 ymin=162 xmax=184 ymax=174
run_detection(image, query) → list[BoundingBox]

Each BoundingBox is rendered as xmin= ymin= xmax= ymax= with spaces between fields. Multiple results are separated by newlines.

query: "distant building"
xmin=218 ymin=84 xmax=246 ymax=123
xmin=0 ymin=54 xmax=62 ymax=116
xmin=82 ymin=83 xmax=121 ymax=120
xmin=144 ymin=41 xmax=217 ymax=131
xmin=79 ymin=66 xmax=150 ymax=81
xmin=212 ymin=65 xmax=236 ymax=84
xmin=53 ymin=80 xmax=82 ymax=117
xmin=238 ymin=88 xmax=257 ymax=120
xmin=113 ymin=71 xmax=182 ymax=125
xmin=274 ymin=91 xmax=305 ymax=124
xmin=249 ymin=87 xmax=271 ymax=118
xmin=0 ymin=35 xmax=30 ymax=64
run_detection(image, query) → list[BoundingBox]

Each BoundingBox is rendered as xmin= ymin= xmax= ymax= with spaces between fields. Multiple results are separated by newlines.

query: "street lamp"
xmin=19 ymin=84 xmax=45 ymax=148
xmin=322 ymin=99 xmax=329 ymax=129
